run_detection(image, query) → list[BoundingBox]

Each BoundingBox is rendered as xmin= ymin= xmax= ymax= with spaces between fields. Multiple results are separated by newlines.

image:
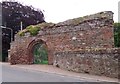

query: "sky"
xmin=1 ymin=0 xmax=120 ymax=23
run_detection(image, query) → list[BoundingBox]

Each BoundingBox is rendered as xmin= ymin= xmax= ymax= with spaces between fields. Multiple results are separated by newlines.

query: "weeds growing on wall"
xmin=18 ymin=22 xmax=55 ymax=36
xmin=18 ymin=25 xmax=39 ymax=36
xmin=27 ymin=25 xmax=39 ymax=36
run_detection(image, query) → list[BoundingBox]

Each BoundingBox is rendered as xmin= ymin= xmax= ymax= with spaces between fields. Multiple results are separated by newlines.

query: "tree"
xmin=2 ymin=1 xmax=45 ymax=61
xmin=114 ymin=23 xmax=120 ymax=47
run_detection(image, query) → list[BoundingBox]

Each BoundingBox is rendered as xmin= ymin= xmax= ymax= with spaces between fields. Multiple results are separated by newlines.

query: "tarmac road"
xmin=2 ymin=64 xmax=86 ymax=82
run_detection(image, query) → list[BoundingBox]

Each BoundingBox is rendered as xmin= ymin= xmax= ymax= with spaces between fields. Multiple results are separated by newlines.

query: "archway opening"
xmin=32 ymin=41 xmax=48 ymax=64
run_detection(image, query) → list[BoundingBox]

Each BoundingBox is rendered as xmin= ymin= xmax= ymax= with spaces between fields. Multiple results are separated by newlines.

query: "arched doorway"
xmin=27 ymin=39 xmax=49 ymax=64
xmin=33 ymin=43 xmax=48 ymax=64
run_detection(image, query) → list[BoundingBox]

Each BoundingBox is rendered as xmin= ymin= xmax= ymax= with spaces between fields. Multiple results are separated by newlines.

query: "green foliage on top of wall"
xmin=18 ymin=22 xmax=55 ymax=36
xmin=27 ymin=25 xmax=39 ymax=36
xmin=18 ymin=25 xmax=39 ymax=36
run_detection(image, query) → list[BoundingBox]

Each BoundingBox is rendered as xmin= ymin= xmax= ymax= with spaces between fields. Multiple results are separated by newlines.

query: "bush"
xmin=18 ymin=25 xmax=40 ymax=36
xmin=114 ymin=32 xmax=120 ymax=47
xmin=27 ymin=25 xmax=39 ymax=36
xmin=114 ymin=23 xmax=120 ymax=47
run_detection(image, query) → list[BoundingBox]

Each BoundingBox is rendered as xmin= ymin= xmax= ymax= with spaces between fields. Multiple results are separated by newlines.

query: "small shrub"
xmin=27 ymin=26 xmax=39 ymax=36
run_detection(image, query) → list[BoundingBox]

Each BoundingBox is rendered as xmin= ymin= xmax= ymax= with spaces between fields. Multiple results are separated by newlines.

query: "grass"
xmin=34 ymin=60 xmax=48 ymax=64
xmin=41 ymin=60 xmax=48 ymax=64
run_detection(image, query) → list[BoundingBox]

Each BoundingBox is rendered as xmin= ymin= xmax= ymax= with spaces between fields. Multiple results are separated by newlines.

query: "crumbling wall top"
xmin=56 ymin=11 xmax=113 ymax=26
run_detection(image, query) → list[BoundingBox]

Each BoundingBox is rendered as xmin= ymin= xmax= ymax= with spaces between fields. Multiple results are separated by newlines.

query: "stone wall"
xmin=10 ymin=11 xmax=115 ymax=65
xmin=9 ymin=11 xmax=120 ymax=78
xmin=53 ymin=48 xmax=120 ymax=78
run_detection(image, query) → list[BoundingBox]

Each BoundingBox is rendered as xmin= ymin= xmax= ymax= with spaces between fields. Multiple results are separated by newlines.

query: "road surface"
xmin=2 ymin=64 xmax=87 ymax=82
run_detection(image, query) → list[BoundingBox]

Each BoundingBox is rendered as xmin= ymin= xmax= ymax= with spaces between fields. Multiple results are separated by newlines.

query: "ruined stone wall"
xmin=53 ymin=48 xmax=120 ymax=78
xmin=38 ymin=11 xmax=114 ymax=51
xmin=10 ymin=11 xmax=114 ymax=64
xmin=10 ymin=12 xmax=116 ymax=65
xmin=9 ymin=11 xmax=120 ymax=78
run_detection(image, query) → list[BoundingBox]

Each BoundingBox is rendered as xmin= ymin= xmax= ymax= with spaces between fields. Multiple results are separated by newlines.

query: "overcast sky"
xmin=2 ymin=0 xmax=120 ymax=23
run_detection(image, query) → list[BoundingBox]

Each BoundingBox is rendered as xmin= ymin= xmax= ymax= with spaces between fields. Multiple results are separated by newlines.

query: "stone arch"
xmin=27 ymin=38 xmax=49 ymax=64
